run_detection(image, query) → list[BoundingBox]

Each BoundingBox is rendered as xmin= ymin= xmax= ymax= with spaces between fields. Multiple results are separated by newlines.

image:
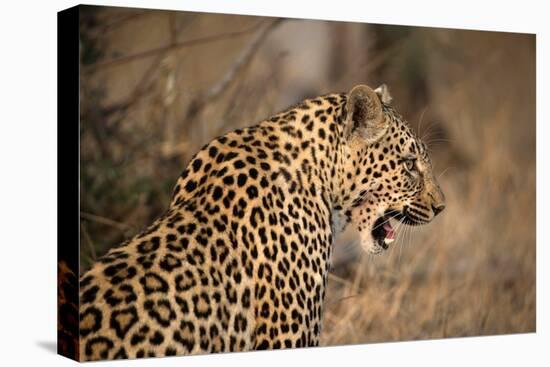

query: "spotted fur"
xmin=78 ymin=84 xmax=445 ymax=360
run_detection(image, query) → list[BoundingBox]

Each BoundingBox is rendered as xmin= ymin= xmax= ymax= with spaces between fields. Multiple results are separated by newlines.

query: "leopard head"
xmin=341 ymin=84 xmax=445 ymax=254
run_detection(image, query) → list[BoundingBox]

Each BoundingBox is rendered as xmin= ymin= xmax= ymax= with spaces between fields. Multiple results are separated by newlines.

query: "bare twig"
xmin=326 ymin=293 xmax=363 ymax=309
xmin=85 ymin=10 xmax=150 ymax=39
xmin=184 ymin=18 xmax=284 ymax=123
xmin=100 ymin=13 xmax=185 ymax=118
xmin=206 ymin=19 xmax=283 ymax=102
xmin=334 ymin=34 xmax=413 ymax=86
xmin=82 ymin=21 xmax=267 ymax=73
xmin=80 ymin=211 xmax=134 ymax=231
xmin=206 ymin=35 xmax=289 ymax=141
xmin=101 ymin=50 xmax=168 ymax=117
xmin=328 ymin=273 xmax=352 ymax=287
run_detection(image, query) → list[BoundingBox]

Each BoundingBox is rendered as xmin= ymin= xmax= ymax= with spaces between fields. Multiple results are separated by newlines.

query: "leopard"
xmin=77 ymin=84 xmax=445 ymax=361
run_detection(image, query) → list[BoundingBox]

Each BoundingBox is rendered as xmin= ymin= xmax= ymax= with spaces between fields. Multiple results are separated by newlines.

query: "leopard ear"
xmin=374 ymin=84 xmax=392 ymax=104
xmin=345 ymin=84 xmax=388 ymax=143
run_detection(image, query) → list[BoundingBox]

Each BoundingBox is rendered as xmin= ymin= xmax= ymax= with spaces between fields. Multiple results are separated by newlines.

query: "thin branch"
xmin=82 ymin=21 xmax=267 ymax=73
xmin=326 ymin=293 xmax=363 ymax=309
xmin=101 ymin=50 xmax=167 ymax=117
xmin=184 ymin=18 xmax=284 ymax=122
xmin=334 ymin=34 xmax=413 ymax=85
xmin=85 ymin=10 xmax=150 ymax=39
xmin=80 ymin=211 xmax=134 ymax=231
xmin=207 ymin=19 xmax=283 ymax=101
xmin=328 ymin=273 xmax=352 ymax=287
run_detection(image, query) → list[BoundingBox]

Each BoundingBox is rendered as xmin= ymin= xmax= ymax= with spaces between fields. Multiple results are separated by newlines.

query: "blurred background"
xmin=79 ymin=5 xmax=535 ymax=346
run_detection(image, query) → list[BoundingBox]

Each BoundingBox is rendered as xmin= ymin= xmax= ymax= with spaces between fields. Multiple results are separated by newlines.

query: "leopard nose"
xmin=431 ymin=203 xmax=445 ymax=217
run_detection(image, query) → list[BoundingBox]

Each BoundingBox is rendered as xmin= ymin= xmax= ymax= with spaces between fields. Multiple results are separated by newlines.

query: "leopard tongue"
xmin=383 ymin=222 xmax=395 ymax=243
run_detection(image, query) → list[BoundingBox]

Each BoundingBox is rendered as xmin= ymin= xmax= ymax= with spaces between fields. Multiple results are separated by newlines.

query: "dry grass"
xmin=79 ymin=7 xmax=535 ymax=347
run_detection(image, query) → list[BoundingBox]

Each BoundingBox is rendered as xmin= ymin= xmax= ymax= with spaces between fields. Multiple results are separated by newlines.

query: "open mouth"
xmin=371 ymin=214 xmax=395 ymax=250
xmin=370 ymin=208 xmax=423 ymax=251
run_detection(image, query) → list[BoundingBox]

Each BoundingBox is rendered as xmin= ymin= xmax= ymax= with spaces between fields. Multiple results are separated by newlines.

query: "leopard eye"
xmin=404 ymin=159 xmax=416 ymax=171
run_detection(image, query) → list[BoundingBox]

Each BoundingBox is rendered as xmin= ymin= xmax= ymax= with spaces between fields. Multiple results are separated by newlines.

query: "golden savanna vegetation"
xmin=79 ymin=6 xmax=535 ymax=346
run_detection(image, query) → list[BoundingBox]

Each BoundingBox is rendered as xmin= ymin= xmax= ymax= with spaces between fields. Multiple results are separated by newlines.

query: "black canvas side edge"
xmin=57 ymin=5 xmax=80 ymax=361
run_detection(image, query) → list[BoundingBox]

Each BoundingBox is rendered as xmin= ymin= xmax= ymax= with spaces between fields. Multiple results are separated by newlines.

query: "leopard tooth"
xmin=384 ymin=238 xmax=394 ymax=245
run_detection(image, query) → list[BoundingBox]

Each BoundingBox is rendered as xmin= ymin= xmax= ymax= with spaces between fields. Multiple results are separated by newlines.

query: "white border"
xmin=0 ymin=0 xmax=547 ymax=366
